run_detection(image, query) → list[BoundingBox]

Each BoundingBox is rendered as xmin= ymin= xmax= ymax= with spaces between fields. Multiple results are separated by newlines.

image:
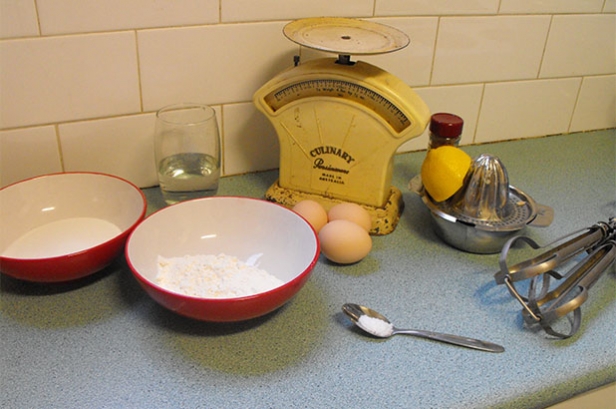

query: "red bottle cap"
xmin=429 ymin=113 xmax=464 ymax=138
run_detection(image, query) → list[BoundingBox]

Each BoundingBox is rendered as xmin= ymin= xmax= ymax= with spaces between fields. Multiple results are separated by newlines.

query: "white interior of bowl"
xmin=0 ymin=173 xmax=145 ymax=259
xmin=126 ymin=197 xmax=319 ymax=289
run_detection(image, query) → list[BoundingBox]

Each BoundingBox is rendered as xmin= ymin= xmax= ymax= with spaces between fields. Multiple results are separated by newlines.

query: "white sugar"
xmin=358 ymin=314 xmax=394 ymax=337
xmin=156 ymin=253 xmax=283 ymax=298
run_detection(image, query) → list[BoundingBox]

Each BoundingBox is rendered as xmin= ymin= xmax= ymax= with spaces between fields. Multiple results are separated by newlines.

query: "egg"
xmin=327 ymin=202 xmax=372 ymax=232
xmin=292 ymin=200 xmax=328 ymax=233
xmin=319 ymin=219 xmax=372 ymax=264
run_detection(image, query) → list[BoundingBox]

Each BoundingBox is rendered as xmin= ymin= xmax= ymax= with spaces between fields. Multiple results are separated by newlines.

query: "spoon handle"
xmin=394 ymin=329 xmax=505 ymax=353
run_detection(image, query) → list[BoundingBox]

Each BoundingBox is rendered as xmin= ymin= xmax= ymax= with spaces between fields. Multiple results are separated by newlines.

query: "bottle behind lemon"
xmin=428 ymin=113 xmax=464 ymax=150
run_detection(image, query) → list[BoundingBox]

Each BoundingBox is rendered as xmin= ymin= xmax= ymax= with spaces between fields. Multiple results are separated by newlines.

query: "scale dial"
xmin=263 ymin=78 xmax=410 ymax=133
xmin=254 ymin=57 xmax=430 ymax=207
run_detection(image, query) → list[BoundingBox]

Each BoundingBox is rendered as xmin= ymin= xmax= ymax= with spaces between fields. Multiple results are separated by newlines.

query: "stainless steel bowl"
xmin=421 ymin=186 xmax=553 ymax=253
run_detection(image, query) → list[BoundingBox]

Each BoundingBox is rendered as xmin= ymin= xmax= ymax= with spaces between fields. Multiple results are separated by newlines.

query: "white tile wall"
xmin=137 ymin=22 xmax=295 ymax=111
xmin=376 ymin=0 xmax=499 ymax=16
xmin=36 ymin=0 xmax=219 ymax=35
xmin=540 ymin=14 xmax=616 ymax=78
xmin=570 ymin=75 xmax=616 ymax=132
xmin=0 ymin=126 xmax=62 ymax=187
xmin=0 ymin=2 xmax=614 ymax=188
xmin=222 ymin=103 xmax=280 ymax=175
xmin=221 ymin=0 xmax=374 ymax=23
xmin=361 ymin=17 xmax=438 ymax=87
xmin=431 ymin=16 xmax=551 ymax=84
xmin=0 ymin=32 xmax=140 ymax=129
xmin=475 ymin=78 xmax=582 ymax=143
xmin=59 ymin=114 xmax=158 ymax=187
xmin=0 ymin=0 xmax=39 ymax=38
xmin=499 ymin=0 xmax=605 ymax=14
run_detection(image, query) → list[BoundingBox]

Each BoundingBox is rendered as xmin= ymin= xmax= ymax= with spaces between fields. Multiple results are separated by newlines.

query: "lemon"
xmin=421 ymin=146 xmax=471 ymax=202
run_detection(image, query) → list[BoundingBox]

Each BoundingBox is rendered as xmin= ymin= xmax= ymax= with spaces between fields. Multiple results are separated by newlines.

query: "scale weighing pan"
xmin=283 ymin=17 xmax=410 ymax=56
xmin=254 ymin=18 xmax=430 ymax=235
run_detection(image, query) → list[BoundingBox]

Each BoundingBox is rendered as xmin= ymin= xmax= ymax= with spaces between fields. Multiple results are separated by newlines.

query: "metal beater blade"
xmin=494 ymin=218 xmax=616 ymax=338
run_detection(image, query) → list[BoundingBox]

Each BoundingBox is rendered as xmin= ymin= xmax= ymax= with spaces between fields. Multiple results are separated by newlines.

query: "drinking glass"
xmin=154 ymin=103 xmax=221 ymax=205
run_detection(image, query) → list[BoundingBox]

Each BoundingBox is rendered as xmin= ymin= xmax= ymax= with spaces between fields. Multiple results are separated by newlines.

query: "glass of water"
xmin=154 ymin=103 xmax=221 ymax=205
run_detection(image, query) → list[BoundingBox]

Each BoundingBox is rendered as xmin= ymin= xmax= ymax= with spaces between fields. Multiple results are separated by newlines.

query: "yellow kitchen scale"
xmin=254 ymin=18 xmax=430 ymax=234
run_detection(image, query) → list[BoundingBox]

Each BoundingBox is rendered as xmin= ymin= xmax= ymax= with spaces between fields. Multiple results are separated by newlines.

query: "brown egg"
xmin=327 ymin=202 xmax=372 ymax=232
xmin=292 ymin=200 xmax=328 ymax=233
xmin=319 ymin=220 xmax=372 ymax=264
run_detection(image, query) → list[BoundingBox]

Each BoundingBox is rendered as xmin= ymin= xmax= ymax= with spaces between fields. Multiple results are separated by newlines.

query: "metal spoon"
xmin=342 ymin=303 xmax=505 ymax=353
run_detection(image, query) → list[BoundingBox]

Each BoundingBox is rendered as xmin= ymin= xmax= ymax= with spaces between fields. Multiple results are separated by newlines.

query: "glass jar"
xmin=428 ymin=113 xmax=464 ymax=150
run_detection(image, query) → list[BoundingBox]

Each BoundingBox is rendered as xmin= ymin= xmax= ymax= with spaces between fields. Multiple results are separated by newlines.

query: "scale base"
xmin=265 ymin=180 xmax=404 ymax=235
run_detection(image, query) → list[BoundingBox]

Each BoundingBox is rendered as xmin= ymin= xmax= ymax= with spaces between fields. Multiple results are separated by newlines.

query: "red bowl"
xmin=125 ymin=197 xmax=320 ymax=322
xmin=0 ymin=172 xmax=146 ymax=282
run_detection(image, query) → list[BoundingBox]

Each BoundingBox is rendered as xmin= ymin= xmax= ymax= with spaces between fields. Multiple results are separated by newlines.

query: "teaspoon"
xmin=342 ymin=303 xmax=505 ymax=353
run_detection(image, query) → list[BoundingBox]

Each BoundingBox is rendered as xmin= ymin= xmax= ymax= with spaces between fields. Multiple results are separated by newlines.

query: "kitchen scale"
xmin=254 ymin=18 xmax=430 ymax=234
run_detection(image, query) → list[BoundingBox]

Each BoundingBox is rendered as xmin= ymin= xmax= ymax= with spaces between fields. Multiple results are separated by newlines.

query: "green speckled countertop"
xmin=2 ymin=130 xmax=615 ymax=409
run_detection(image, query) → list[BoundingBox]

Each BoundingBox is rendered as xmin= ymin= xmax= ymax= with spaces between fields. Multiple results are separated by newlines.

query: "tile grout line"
xmin=472 ymin=84 xmax=487 ymax=145
xmin=428 ymin=16 xmax=441 ymax=86
xmin=536 ymin=15 xmax=554 ymax=80
xmin=53 ymin=123 xmax=65 ymax=172
xmin=33 ymin=0 xmax=42 ymax=36
xmin=567 ymin=77 xmax=586 ymax=133
xmin=133 ymin=30 xmax=145 ymax=113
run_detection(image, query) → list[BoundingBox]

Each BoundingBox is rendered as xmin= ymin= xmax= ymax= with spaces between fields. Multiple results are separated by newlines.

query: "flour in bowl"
xmin=156 ymin=253 xmax=283 ymax=298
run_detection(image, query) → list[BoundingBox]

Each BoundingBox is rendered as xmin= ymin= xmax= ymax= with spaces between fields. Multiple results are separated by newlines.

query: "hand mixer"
xmin=494 ymin=218 xmax=616 ymax=339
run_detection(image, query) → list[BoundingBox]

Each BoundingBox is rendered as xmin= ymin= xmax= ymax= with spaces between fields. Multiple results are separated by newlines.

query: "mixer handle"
xmin=495 ymin=221 xmax=611 ymax=284
xmin=495 ymin=218 xmax=616 ymax=339
xmin=522 ymin=239 xmax=616 ymax=338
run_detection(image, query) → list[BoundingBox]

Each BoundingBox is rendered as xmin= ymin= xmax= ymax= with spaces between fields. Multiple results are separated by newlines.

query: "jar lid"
xmin=430 ymin=113 xmax=464 ymax=138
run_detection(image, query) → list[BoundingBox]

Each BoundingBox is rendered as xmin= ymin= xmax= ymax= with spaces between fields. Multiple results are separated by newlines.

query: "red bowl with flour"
xmin=125 ymin=197 xmax=320 ymax=322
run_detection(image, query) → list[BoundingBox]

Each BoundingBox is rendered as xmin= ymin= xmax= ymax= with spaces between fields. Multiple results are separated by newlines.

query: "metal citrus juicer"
xmin=411 ymin=153 xmax=554 ymax=253
xmin=253 ymin=18 xmax=430 ymax=234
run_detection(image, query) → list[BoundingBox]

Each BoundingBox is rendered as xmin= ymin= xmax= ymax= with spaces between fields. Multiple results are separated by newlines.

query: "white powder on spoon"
xmin=156 ymin=253 xmax=283 ymax=298
xmin=358 ymin=314 xmax=394 ymax=337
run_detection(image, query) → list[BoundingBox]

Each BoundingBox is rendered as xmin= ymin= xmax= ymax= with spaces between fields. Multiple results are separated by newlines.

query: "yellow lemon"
xmin=421 ymin=146 xmax=472 ymax=202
